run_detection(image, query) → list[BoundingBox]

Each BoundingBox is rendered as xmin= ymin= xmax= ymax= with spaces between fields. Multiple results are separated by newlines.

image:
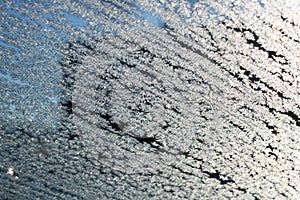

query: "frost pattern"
xmin=1 ymin=0 xmax=300 ymax=199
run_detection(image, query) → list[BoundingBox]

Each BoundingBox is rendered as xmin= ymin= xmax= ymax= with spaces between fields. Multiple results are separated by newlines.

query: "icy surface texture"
xmin=1 ymin=0 xmax=300 ymax=199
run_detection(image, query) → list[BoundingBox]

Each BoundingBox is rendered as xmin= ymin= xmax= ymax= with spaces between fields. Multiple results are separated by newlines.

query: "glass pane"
xmin=1 ymin=0 xmax=300 ymax=199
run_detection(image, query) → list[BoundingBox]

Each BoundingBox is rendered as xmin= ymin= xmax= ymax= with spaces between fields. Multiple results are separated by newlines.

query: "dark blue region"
xmin=131 ymin=3 xmax=166 ymax=28
xmin=63 ymin=12 xmax=87 ymax=27
xmin=188 ymin=0 xmax=199 ymax=8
